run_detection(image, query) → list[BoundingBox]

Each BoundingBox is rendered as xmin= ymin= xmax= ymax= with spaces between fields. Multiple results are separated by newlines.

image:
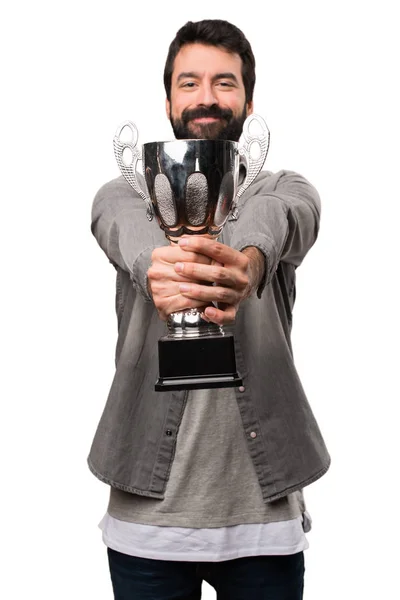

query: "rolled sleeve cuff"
xmin=131 ymin=246 xmax=154 ymax=302
xmin=232 ymin=234 xmax=278 ymax=298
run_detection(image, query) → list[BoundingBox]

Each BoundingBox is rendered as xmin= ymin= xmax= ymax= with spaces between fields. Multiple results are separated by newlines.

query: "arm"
xmin=173 ymin=170 xmax=320 ymax=324
xmin=91 ymin=177 xmax=166 ymax=300
xmin=92 ymin=176 xmax=226 ymax=315
xmin=230 ymin=170 xmax=321 ymax=296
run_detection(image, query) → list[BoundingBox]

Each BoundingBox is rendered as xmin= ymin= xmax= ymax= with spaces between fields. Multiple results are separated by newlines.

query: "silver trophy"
xmin=113 ymin=114 xmax=270 ymax=391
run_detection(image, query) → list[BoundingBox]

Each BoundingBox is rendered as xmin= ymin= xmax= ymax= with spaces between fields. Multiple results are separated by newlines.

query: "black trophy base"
xmin=155 ymin=333 xmax=242 ymax=391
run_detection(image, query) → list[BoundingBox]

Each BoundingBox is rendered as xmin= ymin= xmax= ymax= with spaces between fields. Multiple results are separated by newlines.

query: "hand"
xmin=147 ymin=244 xmax=214 ymax=321
xmin=173 ymin=238 xmax=264 ymax=326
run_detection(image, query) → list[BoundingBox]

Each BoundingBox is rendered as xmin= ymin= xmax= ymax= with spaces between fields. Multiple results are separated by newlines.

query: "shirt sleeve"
xmin=230 ymin=170 xmax=321 ymax=297
xmin=91 ymin=176 xmax=166 ymax=301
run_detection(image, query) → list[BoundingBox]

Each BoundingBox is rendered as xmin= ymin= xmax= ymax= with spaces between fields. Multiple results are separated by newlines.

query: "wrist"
xmin=241 ymin=246 xmax=265 ymax=296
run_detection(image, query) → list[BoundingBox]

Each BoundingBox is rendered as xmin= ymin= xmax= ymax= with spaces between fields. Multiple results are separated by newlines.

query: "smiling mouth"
xmin=191 ymin=117 xmax=221 ymax=124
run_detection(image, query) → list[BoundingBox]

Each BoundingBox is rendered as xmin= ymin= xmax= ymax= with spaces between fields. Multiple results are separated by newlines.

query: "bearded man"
xmin=88 ymin=18 xmax=330 ymax=600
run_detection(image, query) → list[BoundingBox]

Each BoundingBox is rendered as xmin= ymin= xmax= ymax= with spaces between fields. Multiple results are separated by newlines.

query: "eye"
xmin=181 ymin=81 xmax=197 ymax=88
xmin=217 ymin=81 xmax=234 ymax=88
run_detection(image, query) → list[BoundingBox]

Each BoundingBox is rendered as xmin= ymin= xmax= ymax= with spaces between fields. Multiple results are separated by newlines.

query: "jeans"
xmin=107 ymin=548 xmax=305 ymax=599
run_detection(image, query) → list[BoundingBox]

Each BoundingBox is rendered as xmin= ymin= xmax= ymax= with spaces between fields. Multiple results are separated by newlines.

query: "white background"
xmin=1 ymin=1 xmax=399 ymax=598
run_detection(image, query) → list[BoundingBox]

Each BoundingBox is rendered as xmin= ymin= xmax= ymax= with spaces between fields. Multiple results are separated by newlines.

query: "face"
xmin=166 ymin=43 xmax=253 ymax=141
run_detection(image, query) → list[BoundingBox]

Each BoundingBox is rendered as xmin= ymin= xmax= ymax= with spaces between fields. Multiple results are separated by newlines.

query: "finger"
xmin=156 ymin=294 xmax=208 ymax=320
xmin=203 ymin=304 xmax=237 ymax=325
xmin=175 ymin=261 xmax=247 ymax=289
xmin=211 ymin=259 xmax=223 ymax=268
xmin=168 ymin=296 xmax=208 ymax=313
xmin=178 ymin=282 xmax=238 ymax=306
xmin=152 ymin=246 xmax=212 ymax=266
xmin=178 ymin=237 xmax=249 ymax=269
xmin=150 ymin=276 xmax=213 ymax=309
xmin=148 ymin=263 xmax=203 ymax=284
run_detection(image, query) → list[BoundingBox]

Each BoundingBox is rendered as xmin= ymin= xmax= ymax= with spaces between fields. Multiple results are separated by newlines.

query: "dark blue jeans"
xmin=107 ymin=548 xmax=305 ymax=599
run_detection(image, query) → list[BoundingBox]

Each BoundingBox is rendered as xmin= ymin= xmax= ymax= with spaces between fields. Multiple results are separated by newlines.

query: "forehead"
xmin=172 ymin=43 xmax=244 ymax=82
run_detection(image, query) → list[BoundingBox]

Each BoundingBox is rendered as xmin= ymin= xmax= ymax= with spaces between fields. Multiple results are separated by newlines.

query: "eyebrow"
xmin=176 ymin=71 xmax=239 ymax=84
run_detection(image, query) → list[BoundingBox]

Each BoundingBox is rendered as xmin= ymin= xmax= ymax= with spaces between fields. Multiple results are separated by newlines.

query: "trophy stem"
xmin=167 ymin=308 xmax=223 ymax=338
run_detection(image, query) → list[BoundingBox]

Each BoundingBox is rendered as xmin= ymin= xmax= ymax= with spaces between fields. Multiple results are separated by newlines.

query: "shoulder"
xmin=93 ymin=175 xmax=145 ymax=211
xmin=242 ymin=169 xmax=320 ymax=209
xmin=94 ymin=175 xmax=138 ymax=200
xmin=248 ymin=170 xmax=318 ymax=193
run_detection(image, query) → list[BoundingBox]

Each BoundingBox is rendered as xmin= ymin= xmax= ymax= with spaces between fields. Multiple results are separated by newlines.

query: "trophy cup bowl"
xmin=113 ymin=114 xmax=270 ymax=391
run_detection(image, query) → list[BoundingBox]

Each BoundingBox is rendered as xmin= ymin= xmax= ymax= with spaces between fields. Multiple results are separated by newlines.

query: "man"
xmin=89 ymin=19 xmax=330 ymax=600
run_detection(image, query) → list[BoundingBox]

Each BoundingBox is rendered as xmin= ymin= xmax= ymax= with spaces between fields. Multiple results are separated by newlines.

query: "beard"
xmin=170 ymin=104 xmax=248 ymax=142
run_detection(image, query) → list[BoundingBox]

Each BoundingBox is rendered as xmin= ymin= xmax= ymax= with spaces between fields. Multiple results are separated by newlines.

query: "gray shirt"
xmin=88 ymin=170 xmax=331 ymax=503
xmin=108 ymin=387 xmax=305 ymax=528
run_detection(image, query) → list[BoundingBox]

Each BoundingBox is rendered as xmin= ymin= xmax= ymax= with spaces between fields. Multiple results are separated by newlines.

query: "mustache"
xmin=181 ymin=105 xmax=233 ymax=124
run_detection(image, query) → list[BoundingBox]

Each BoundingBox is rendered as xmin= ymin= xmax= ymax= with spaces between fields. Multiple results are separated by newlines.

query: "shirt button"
xmin=250 ymin=431 xmax=257 ymax=439
xmin=166 ymin=430 xmax=172 ymax=436
xmin=238 ymin=386 xmax=245 ymax=392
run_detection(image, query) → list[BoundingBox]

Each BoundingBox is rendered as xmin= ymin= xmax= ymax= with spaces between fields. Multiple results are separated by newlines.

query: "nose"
xmin=196 ymin=82 xmax=218 ymax=107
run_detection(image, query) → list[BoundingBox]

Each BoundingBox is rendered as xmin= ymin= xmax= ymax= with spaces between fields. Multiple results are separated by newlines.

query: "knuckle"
xmin=189 ymin=266 xmax=202 ymax=280
xmin=147 ymin=266 xmax=157 ymax=280
xmin=156 ymin=282 xmax=168 ymax=295
xmin=201 ymin=255 xmax=213 ymax=266
xmin=213 ymin=242 xmax=224 ymax=258
xmin=148 ymin=278 xmax=158 ymax=291
xmin=213 ymin=266 xmax=227 ymax=281
xmin=242 ymin=254 xmax=250 ymax=269
xmin=182 ymin=262 xmax=194 ymax=275
xmin=186 ymin=251 xmax=201 ymax=263
xmin=151 ymin=247 xmax=162 ymax=261
xmin=217 ymin=287 xmax=231 ymax=302
xmin=153 ymin=296 xmax=164 ymax=310
xmin=238 ymin=273 xmax=249 ymax=289
xmin=149 ymin=263 xmax=166 ymax=278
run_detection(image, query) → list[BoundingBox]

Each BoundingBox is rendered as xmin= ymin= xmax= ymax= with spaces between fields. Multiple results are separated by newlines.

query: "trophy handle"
xmin=113 ymin=121 xmax=154 ymax=221
xmin=236 ymin=114 xmax=270 ymax=200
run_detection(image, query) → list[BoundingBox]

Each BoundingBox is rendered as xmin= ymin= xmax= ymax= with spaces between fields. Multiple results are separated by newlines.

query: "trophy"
xmin=113 ymin=114 xmax=270 ymax=391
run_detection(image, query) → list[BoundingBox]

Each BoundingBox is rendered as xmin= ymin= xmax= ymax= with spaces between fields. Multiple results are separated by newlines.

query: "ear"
xmin=165 ymin=98 xmax=171 ymax=120
xmin=246 ymin=100 xmax=254 ymax=116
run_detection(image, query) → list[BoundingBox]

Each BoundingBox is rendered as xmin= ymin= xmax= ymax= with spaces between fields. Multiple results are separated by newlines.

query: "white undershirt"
xmin=99 ymin=511 xmax=312 ymax=562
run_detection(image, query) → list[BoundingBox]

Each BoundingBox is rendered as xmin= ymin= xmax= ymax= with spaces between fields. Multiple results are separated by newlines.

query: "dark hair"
xmin=164 ymin=20 xmax=256 ymax=104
